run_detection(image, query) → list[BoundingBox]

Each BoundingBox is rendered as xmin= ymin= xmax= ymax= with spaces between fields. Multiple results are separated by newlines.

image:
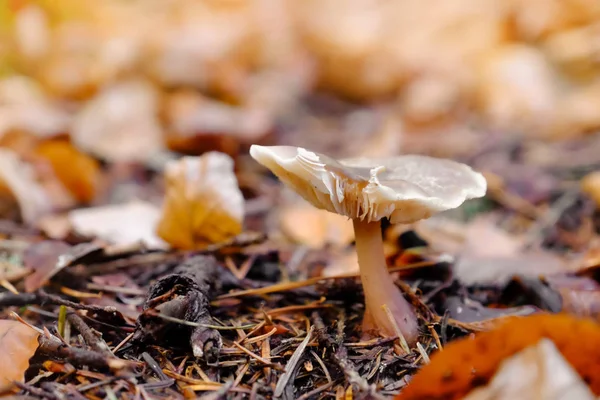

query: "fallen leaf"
xmin=279 ymin=201 xmax=354 ymax=249
xmin=164 ymin=90 xmax=270 ymax=157
xmin=71 ymin=80 xmax=163 ymax=163
xmin=69 ymin=201 xmax=166 ymax=249
xmin=581 ymin=171 xmax=600 ymax=209
xmin=0 ymin=148 xmax=51 ymax=224
xmin=23 ymin=240 xmax=71 ymax=292
xmin=464 ymin=339 xmax=595 ymax=400
xmin=156 ymin=152 xmax=245 ymax=249
xmin=454 ymin=216 xmax=569 ymax=284
xmin=396 ymin=314 xmax=600 ymax=400
xmin=36 ymin=213 xmax=71 ymax=240
xmin=0 ymin=76 xmax=70 ymax=138
xmin=34 ymin=139 xmax=102 ymax=204
xmin=0 ymin=320 xmax=40 ymax=394
xmin=476 ymin=44 xmax=561 ymax=138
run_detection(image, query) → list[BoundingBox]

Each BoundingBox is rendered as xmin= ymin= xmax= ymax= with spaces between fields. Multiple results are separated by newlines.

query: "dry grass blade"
xmin=218 ymin=261 xmax=436 ymax=299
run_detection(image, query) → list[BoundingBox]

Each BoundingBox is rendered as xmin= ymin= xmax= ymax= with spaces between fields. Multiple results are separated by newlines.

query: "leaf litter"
xmin=0 ymin=1 xmax=599 ymax=399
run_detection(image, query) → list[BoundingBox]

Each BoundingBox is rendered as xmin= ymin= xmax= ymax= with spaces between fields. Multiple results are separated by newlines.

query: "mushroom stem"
xmin=352 ymin=218 xmax=419 ymax=344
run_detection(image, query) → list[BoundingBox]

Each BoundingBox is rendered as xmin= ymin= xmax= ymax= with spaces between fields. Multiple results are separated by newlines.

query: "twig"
xmin=274 ymin=326 xmax=314 ymax=398
xmin=0 ymin=291 xmax=119 ymax=317
xmin=67 ymin=311 xmax=113 ymax=355
xmin=310 ymin=349 xmax=332 ymax=383
xmin=312 ymin=313 xmax=375 ymax=396
xmin=13 ymin=381 xmax=58 ymax=400
xmin=232 ymin=341 xmax=281 ymax=368
xmin=148 ymin=312 xmax=256 ymax=330
xmin=296 ymin=380 xmax=336 ymax=400
xmin=38 ymin=334 xmax=134 ymax=371
xmin=141 ymin=352 xmax=174 ymax=386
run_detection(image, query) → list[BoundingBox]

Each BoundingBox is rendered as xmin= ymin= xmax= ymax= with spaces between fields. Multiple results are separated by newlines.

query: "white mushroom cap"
xmin=250 ymin=145 xmax=487 ymax=224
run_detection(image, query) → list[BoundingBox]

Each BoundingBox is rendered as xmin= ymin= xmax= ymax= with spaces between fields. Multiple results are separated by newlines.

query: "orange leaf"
xmin=396 ymin=314 xmax=600 ymax=400
xmin=34 ymin=139 xmax=101 ymax=204
xmin=0 ymin=320 xmax=40 ymax=394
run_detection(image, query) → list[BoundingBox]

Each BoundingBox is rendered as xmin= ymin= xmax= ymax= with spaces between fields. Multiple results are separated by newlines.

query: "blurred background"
xmin=3 ymin=0 xmax=600 ymax=155
xmin=0 ymin=0 xmax=599 ymax=243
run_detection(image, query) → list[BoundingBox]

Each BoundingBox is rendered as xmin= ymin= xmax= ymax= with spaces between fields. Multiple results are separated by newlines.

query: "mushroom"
xmin=250 ymin=145 xmax=487 ymax=344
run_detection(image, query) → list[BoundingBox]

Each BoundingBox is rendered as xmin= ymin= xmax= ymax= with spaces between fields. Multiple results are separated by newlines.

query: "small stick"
xmin=232 ymin=341 xmax=280 ymax=368
xmin=274 ymin=326 xmax=314 ymax=398
xmin=38 ymin=334 xmax=135 ymax=371
xmin=67 ymin=311 xmax=113 ymax=355
xmin=0 ymin=291 xmax=118 ymax=317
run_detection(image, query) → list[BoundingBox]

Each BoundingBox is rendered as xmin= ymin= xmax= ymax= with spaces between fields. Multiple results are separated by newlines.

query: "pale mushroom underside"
xmin=250 ymin=145 xmax=487 ymax=223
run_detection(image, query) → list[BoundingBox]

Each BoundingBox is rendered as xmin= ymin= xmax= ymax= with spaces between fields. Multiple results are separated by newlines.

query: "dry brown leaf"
xmin=464 ymin=339 xmax=595 ymax=400
xmin=69 ymin=200 xmax=166 ymax=249
xmin=71 ymin=80 xmax=163 ymax=163
xmin=0 ymin=148 xmax=51 ymax=224
xmin=23 ymin=240 xmax=72 ymax=293
xmin=0 ymin=320 xmax=40 ymax=394
xmin=279 ymin=202 xmax=354 ymax=249
xmin=156 ymin=152 xmax=244 ymax=249
xmin=34 ymin=139 xmax=101 ymax=204
xmin=454 ymin=216 xmax=569 ymax=284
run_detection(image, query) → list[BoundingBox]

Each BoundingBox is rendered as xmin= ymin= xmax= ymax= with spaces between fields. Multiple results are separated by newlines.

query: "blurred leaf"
xmin=69 ymin=201 xmax=165 ymax=249
xmin=0 ymin=148 xmax=51 ymax=224
xmin=23 ymin=240 xmax=71 ymax=292
xmin=0 ymin=319 xmax=39 ymax=394
xmin=464 ymin=339 xmax=595 ymax=400
xmin=34 ymin=139 xmax=101 ymax=204
xmin=454 ymin=216 xmax=570 ymax=285
xmin=71 ymin=80 xmax=163 ymax=163
xmin=581 ymin=171 xmax=600 ymax=209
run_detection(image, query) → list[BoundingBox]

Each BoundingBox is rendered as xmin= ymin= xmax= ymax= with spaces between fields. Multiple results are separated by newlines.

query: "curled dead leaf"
xmin=0 ymin=320 xmax=40 ymax=394
xmin=156 ymin=153 xmax=245 ymax=249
